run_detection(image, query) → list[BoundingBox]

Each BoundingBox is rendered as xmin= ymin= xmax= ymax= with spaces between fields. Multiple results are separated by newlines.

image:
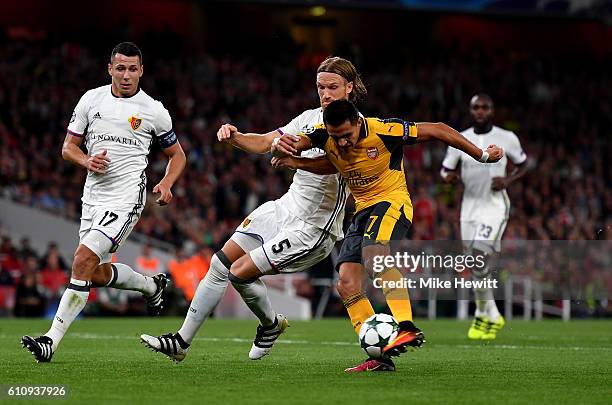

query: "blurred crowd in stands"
xmin=0 ymin=231 xmax=341 ymax=318
xmin=0 ymin=233 xmax=216 ymax=317
xmin=0 ymin=33 xmax=610 ymax=316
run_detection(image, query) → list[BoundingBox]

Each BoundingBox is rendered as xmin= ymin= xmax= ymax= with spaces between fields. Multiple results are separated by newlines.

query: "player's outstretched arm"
xmin=153 ymin=142 xmax=186 ymax=206
xmin=217 ymin=124 xmax=281 ymax=154
xmin=416 ymin=122 xmax=504 ymax=163
xmin=271 ymin=155 xmax=338 ymax=175
xmin=61 ymin=133 xmax=110 ymax=174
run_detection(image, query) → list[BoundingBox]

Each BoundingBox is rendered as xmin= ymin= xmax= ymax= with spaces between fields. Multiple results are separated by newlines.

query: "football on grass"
xmin=359 ymin=313 xmax=399 ymax=358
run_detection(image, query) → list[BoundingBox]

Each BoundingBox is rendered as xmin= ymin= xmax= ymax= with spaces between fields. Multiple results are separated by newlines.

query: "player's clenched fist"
xmin=153 ymin=181 xmax=173 ymax=206
xmin=86 ymin=149 xmax=111 ymax=174
xmin=217 ymin=123 xmax=238 ymax=142
xmin=485 ymin=144 xmax=504 ymax=162
xmin=271 ymin=156 xmax=298 ymax=170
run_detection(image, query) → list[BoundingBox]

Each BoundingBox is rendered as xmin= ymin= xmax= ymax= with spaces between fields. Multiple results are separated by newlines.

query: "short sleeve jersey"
xmin=67 ymin=85 xmax=177 ymax=207
xmin=441 ymin=125 xmax=526 ymax=221
xmin=303 ymin=117 xmax=418 ymax=219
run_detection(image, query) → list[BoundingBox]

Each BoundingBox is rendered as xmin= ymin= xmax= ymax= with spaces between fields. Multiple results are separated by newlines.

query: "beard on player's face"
xmin=471 ymin=104 xmax=493 ymax=130
xmin=472 ymin=116 xmax=493 ymax=133
xmin=473 ymin=115 xmax=490 ymax=125
xmin=320 ymin=87 xmax=349 ymax=109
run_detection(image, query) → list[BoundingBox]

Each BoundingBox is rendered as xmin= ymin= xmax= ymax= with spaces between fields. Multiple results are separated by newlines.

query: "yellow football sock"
xmin=380 ymin=267 xmax=413 ymax=323
xmin=343 ymin=292 xmax=375 ymax=335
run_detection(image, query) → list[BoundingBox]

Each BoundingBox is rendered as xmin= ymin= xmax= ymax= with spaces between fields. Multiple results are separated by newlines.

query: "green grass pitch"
xmin=1 ymin=318 xmax=611 ymax=404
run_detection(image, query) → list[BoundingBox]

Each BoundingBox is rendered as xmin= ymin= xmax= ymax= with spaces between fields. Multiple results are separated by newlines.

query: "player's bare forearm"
xmin=231 ymin=132 xmax=277 ymax=154
xmin=154 ymin=142 xmax=186 ymax=206
xmin=272 ymin=155 xmax=338 ymax=175
xmin=62 ymin=133 xmax=110 ymax=174
xmin=217 ymin=124 xmax=278 ymax=154
xmin=159 ymin=143 xmax=186 ymax=188
xmin=508 ymin=163 xmax=528 ymax=183
xmin=416 ymin=123 xmax=483 ymax=160
xmin=61 ymin=134 xmax=88 ymax=168
xmin=295 ymin=155 xmax=337 ymax=174
xmin=492 ymin=162 xmax=529 ymax=190
xmin=416 ymin=122 xmax=503 ymax=162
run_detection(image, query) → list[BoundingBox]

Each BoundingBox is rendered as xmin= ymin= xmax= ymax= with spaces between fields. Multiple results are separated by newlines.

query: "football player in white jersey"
xmin=441 ymin=94 xmax=528 ymax=340
xmin=141 ymin=57 xmax=378 ymax=362
xmin=22 ymin=42 xmax=186 ymax=363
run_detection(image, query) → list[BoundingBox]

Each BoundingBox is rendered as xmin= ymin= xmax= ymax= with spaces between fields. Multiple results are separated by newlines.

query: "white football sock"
xmin=45 ymin=278 xmax=91 ymax=351
xmin=107 ymin=263 xmax=156 ymax=296
xmin=232 ymin=278 xmax=276 ymax=327
xmin=177 ymin=253 xmax=230 ymax=344
xmin=473 ymin=261 xmax=499 ymax=320
xmin=475 ymin=287 xmax=501 ymax=321
xmin=474 ymin=287 xmax=495 ymax=318
xmin=486 ymin=300 xmax=501 ymax=322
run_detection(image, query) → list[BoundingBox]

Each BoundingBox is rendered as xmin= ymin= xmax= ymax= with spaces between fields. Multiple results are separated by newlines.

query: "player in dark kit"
xmin=272 ymin=99 xmax=504 ymax=372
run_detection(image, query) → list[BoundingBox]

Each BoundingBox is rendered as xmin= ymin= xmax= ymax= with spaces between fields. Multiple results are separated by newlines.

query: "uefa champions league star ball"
xmin=358 ymin=313 xmax=399 ymax=359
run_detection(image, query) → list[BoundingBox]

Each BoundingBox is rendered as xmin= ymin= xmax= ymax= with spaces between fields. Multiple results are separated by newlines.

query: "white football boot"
xmin=140 ymin=332 xmax=189 ymax=362
xmin=249 ymin=314 xmax=289 ymax=360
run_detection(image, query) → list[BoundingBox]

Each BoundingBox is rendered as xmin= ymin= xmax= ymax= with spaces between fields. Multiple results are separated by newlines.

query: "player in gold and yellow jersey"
xmin=272 ymin=100 xmax=504 ymax=372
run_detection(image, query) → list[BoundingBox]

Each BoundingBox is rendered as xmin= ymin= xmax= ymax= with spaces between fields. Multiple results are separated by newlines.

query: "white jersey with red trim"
xmin=442 ymin=125 xmax=527 ymax=222
xmin=277 ymin=107 xmax=348 ymax=239
xmin=67 ymin=85 xmax=176 ymax=206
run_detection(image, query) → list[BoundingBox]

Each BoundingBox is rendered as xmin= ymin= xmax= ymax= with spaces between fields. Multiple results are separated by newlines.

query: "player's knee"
xmin=471 ymin=248 xmax=491 ymax=278
xmin=229 ymin=257 xmax=262 ymax=283
xmin=228 ymin=271 xmax=253 ymax=286
xmin=363 ymin=243 xmax=389 ymax=258
xmin=90 ymin=263 xmax=113 ymax=286
xmin=212 ymin=250 xmax=233 ymax=271
xmin=362 ymin=243 xmax=388 ymax=277
xmin=229 ymin=259 xmax=247 ymax=279
xmin=71 ymin=245 xmax=101 ymax=279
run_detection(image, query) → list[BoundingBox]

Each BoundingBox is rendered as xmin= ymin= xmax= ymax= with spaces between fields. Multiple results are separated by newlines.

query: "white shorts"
xmin=231 ymin=200 xmax=337 ymax=275
xmin=461 ymin=218 xmax=508 ymax=254
xmin=79 ymin=203 xmax=143 ymax=263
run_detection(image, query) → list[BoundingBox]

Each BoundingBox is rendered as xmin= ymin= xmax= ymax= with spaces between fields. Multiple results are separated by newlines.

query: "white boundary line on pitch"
xmin=5 ymin=333 xmax=610 ymax=351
